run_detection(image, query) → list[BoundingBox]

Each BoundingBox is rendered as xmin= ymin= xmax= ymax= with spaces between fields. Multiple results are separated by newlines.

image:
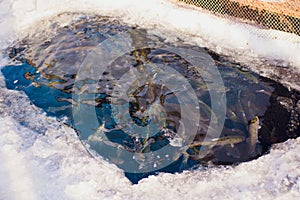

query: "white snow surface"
xmin=1 ymin=0 xmax=300 ymax=89
xmin=0 ymin=0 xmax=300 ymax=199
xmin=0 ymin=88 xmax=299 ymax=200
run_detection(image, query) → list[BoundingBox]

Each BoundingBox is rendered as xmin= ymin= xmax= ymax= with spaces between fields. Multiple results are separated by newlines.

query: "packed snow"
xmin=0 ymin=88 xmax=299 ymax=200
xmin=0 ymin=0 xmax=300 ymax=199
xmin=1 ymin=0 xmax=300 ymax=89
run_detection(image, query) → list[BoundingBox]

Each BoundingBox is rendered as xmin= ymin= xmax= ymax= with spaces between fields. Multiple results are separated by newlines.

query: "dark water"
xmin=2 ymin=15 xmax=300 ymax=184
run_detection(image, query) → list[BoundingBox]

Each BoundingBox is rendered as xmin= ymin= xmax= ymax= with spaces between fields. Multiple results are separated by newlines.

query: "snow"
xmin=0 ymin=0 xmax=299 ymax=89
xmin=0 ymin=0 xmax=300 ymax=199
xmin=0 ymin=88 xmax=299 ymax=200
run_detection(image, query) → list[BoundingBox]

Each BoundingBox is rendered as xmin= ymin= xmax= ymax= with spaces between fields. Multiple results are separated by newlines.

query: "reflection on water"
xmin=2 ymin=15 xmax=300 ymax=183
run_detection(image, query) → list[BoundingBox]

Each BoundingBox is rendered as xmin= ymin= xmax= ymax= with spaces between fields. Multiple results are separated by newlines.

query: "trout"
xmin=189 ymin=135 xmax=246 ymax=149
xmin=247 ymin=116 xmax=260 ymax=155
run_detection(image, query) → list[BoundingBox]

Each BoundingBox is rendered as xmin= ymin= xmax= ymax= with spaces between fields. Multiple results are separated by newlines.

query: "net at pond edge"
xmin=176 ymin=0 xmax=300 ymax=40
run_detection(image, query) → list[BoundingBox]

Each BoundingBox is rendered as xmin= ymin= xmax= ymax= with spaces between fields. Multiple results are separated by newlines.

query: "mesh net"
xmin=177 ymin=0 xmax=300 ymax=39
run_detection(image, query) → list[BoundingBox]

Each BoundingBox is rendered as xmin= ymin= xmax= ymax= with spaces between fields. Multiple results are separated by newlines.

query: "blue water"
xmin=0 ymin=60 xmax=271 ymax=183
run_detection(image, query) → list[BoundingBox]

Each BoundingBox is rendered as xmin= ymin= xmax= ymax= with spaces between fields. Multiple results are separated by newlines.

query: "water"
xmin=1 ymin=15 xmax=300 ymax=184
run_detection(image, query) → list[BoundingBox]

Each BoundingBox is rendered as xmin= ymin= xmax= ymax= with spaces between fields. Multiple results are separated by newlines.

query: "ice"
xmin=0 ymin=71 xmax=299 ymax=200
xmin=0 ymin=0 xmax=299 ymax=89
xmin=0 ymin=91 xmax=299 ymax=199
xmin=0 ymin=0 xmax=15 ymax=49
xmin=0 ymin=89 xmax=131 ymax=200
xmin=0 ymin=0 xmax=300 ymax=199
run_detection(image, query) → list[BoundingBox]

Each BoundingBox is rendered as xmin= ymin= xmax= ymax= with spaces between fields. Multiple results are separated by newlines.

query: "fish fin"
xmin=256 ymin=143 xmax=263 ymax=155
xmin=138 ymin=162 xmax=146 ymax=170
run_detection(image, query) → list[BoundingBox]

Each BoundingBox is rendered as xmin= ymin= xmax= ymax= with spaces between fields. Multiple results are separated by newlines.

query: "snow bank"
xmin=0 ymin=0 xmax=299 ymax=89
xmin=0 ymin=88 xmax=299 ymax=200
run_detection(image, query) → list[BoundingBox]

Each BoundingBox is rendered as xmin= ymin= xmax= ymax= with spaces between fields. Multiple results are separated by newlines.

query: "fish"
xmin=188 ymin=148 xmax=214 ymax=160
xmin=185 ymin=134 xmax=246 ymax=161
xmin=247 ymin=116 xmax=260 ymax=155
xmin=189 ymin=135 xmax=246 ymax=149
